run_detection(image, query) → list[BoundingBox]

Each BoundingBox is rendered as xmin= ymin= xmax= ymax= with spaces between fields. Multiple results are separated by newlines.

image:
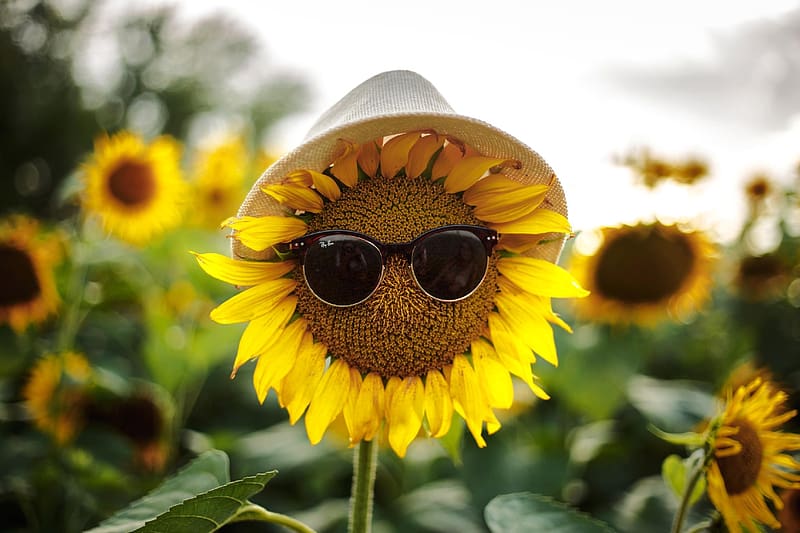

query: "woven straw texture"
xmin=234 ymin=70 xmax=568 ymax=263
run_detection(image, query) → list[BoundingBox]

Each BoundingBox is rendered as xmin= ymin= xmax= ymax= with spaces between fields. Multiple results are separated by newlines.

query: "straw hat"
xmin=234 ymin=70 xmax=567 ymax=262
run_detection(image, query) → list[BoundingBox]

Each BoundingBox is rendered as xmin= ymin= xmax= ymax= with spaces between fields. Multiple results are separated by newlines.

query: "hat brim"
xmin=234 ymin=111 xmax=567 ymax=263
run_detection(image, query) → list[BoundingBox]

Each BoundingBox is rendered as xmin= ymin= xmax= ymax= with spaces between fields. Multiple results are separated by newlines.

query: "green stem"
xmin=348 ymin=439 xmax=378 ymax=533
xmin=55 ymin=245 xmax=88 ymax=352
xmin=229 ymin=503 xmax=316 ymax=533
xmin=670 ymin=451 xmax=708 ymax=533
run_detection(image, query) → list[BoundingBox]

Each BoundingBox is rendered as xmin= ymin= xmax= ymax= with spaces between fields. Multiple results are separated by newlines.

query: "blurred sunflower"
xmin=0 ymin=215 xmax=62 ymax=332
xmin=195 ymin=131 xmax=587 ymax=456
xmin=81 ymin=130 xmax=186 ymax=245
xmin=85 ymin=384 xmax=173 ymax=472
xmin=569 ymin=222 xmax=715 ymax=326
xmin=619 ymin=148 xmax=709 ymax=188
xmin=189 ymin=136 xmax=252 ymax=229
xmin=734 ymin=253 xmax=791 ymax=302
xmin=743 ymin=173 xmax=774 ymax=213
xmin=23 ymin=351 xmax=92 ymax=444
xmin=706 ymin=378 xmax=800 ymax=533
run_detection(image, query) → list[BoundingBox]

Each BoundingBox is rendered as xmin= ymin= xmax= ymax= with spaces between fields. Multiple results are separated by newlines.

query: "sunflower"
xmin=0 ymin=215 xmax=62 ymax=332
xmin=189 ymin=136 xmax=254 ymax=229
xmin=734 ymin=252 xmax=791 ymax=302
xmin=81 ymin=130 xmax=186 ymax=245
xmin=22 ymin=351 xmax=92 ymax=444
xmin=568 ymin=222 xmax=715 ymax=326
xmin=706 ymin=378 xmax=800 ymax=533
xmin=195 ymin=131 xmax=587 ymax=457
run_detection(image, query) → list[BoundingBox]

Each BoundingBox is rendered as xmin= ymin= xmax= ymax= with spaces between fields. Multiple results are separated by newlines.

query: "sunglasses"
xmin=283 ymin=225 xmax=498 ymax=307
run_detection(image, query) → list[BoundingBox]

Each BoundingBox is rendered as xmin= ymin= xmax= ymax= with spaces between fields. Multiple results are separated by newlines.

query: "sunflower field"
xmin=3 ymin=2 xmax=800 ymax=533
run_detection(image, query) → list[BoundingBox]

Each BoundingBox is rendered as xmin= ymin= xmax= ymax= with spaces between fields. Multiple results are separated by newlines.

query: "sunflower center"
xmin=593 ymin=226 xmax=694 ymax=304
xmin=108 ymin=160 xmax=156 ymax=207
xmin=716 ymin=418 xmax=763 ymax=495
xmin=295 ymin=177 xmax=497 ymax=379
xmin=0 ymin=244 xmax=41 ymax=305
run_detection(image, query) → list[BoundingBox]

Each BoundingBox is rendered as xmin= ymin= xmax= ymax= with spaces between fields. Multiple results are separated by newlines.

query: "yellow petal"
xmin=495 ymin=291 xmax=558 ymax=366
xmin=305 ymin=358 xmax=352 ymax=444
xmin=424 ymin=369 xmax=453 ymax=438
xmin=497 ymin=277 xmax=572 ymax=332
xmin=286 ymin=169 xmax=341 ymax=202
xmin=357 ymin=139 xmax=381 ymax=179
xmin=431 ymin=141 xmax=465 ymax=179
xmin=449 ymin=354 xmax=487 ymax=448
xmin=280 ymin=333 xmax=327 ymax=424
xmin=387 ymin=375 xmax=425 ymax=457
xmin=490 ymin=209 xmax=572 ymax=235
xmin=483 ymin=317 xmax=535 ymax=377
xmin=497 ymin=257 xmax=589 ymax=299
xmin=330 ymin=139 xmax=359 ymax=187
xmin=210 ymin=278 xmax=296 ymax=324
xmin=384 ymin=376 xmax=401 ymax=418
xmin=381 ymin=131 xmax=422 ymax=178
xmin=342 ymin=367 xmax=364 ymax=441
xmin=443 ymin=156 xmax=520 ymax=194
xmin=406 ymin=133 xmax=444 ymax=179
xmin=223 ymin=216 xmax=308 ymax=252
xmin=262 ymin=183 xmax=324 ymax=213
xmin=347 ymin=372 xmax=385 ymax=443
xmin=497 ymin=234 xmax=546 ymax=254
xmin=473 ymin=344 xmax=514 ymax=409
xmin=252 ymin=318 xmax=307 ymax=403
xmin=231 ymin=296 xmax=297 ymax=375
xmin=463 ymin=175 xmax=549 ymax=223
xmin=192 ymin=252 xmax=296 ymax=287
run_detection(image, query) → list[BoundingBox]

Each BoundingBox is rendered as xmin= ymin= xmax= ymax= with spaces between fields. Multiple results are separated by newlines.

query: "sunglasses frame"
xmin=285 ymin=224 xmax=499 ymax=307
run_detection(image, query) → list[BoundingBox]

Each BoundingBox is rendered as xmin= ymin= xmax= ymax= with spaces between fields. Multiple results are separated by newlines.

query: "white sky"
xmin=143 ymin=0 xmax=800 ymax=243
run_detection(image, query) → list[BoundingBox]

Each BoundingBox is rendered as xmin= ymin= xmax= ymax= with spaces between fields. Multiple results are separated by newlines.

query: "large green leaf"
xmin=484 ymin=493 xmax=616 ymax=533
xmin=627 ymin=375 xmax=715 ymax=432
xmin=134 ymin=470 xmax=276 ymax=532
xmin=86 ymin=450 xmax=231 ymax=533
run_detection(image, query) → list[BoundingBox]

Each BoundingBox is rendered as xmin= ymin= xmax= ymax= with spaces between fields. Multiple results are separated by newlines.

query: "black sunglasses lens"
xmin=302 ymin=235 xmax=383 ymax=306
xmin=411 ymin=229 xmax=489 ymax=301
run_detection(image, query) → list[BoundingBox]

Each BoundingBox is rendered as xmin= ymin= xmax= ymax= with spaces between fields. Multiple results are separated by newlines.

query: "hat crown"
xmin=306 ymin=70 xmax=456 ymax=139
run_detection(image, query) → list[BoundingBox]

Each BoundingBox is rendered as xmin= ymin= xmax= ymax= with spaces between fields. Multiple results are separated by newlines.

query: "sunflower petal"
xmin=497 ymin=277 xmax=572 ymax=332
xmin=491 ymin=209 xmax=572 ymax=235
xmin=449 ymin=354 xmax=487 ymax=448
xmin=231 ymin=296 xmax=297 ymax=375
xmin=262 ymin=183 xmax=324 ymax=213
xmin=484 ymin=316 xmax=535 ymax=378
xmin=252 ymin=318 xmax=307 ymax=403
xmin=347 ymin=372 xmax=385 ymax=443
xmin=463 ymin=175 xmax=549 ymax=223
xmin=424 ymin=369 xmax=453 ymax=438
xmin=292 ymin=170 xmax=341 ymax=201
xmin=380 ymin=132 xmax=422 ymax=178
xmin=305 ymin=358 xmax=352 ymax=445
xmin=192 ymin=252 xmax=295 ymax=287
xmin=431 ymin=141 xmax=465 ymax=179
xmin=444 ymin=157 xmax=520 ymax=194
xmin=495 ymin=291 xmax=558 ymax=366
xmin=342 ymin=367 xmax=364 ymax=441
xmin=497 ymin=257 xmax=589 ymax=298
xmin=223 ymin=216 xmax=308 ymax=252
xmin=387 ymin=375 xmax=425 ymax=457
xmin=358 ymin=140 xmax=381 ymax=179
xmin=473 ymin=344 xmax=514 ymax=409
xmin=330 ymin=139 xmax=359 ymax=187
xmin=406 ymin=133 xmax=444 ymax=179
xmin=209 ymin=278 xmax=296 ymax=324
xmin=280 ymin=333 xmax=327 ymax=424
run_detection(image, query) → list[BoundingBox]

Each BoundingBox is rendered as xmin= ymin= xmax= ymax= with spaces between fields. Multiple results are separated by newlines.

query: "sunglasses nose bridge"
xmin=383 ymin=242 xmax=414 ymax=262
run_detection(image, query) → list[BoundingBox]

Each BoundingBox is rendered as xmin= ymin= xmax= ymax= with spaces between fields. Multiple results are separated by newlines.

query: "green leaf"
xmin=648 ymin=425 xmax=706 ymax=447
xmin=87 ymin=450 xmax=231 ymax=533
xmin=437 ymin=417 xmax=465 ymax=464
xmin=661 ymin=452 xmax=706 ymax=506
xmin=134 ymin=470 xmax=277 ymax=532
xmin=484 ymin=493 xmax=617 ymax=533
